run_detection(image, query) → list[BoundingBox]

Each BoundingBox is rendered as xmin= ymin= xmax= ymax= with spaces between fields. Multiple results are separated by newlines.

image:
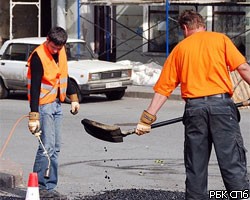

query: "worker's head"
xmin=46 ymin=26 xmax=68 ymax=54
xmin=178 ymin=10 xmax=206 ymax=38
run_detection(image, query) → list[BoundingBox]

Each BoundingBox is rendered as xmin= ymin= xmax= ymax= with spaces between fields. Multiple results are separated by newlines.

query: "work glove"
xmin=70 ymin=94 xmax=80 ymax=115
xmin=135 ymin=110 xmax=156 ymax=135
xmin=28 ymin=112 xmax=40 ymax=135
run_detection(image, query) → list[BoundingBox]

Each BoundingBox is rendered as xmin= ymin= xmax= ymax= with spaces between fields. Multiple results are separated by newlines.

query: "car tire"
xmin=0 ymin=79 xmax=9 ymax=99
xmin=105 ymin=90 xmax=125 ymax=100
xmin=64 ymin=81 xmax=82 ymax=104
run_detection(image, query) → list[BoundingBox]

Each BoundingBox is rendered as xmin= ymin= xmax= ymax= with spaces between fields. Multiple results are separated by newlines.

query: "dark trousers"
xmin=183 ymin=98 xmax=249 ymax=200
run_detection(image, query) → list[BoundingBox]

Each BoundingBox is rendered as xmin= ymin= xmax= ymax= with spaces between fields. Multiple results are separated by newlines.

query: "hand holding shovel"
xmin=81 ymin=99 xmax=250 ymax=143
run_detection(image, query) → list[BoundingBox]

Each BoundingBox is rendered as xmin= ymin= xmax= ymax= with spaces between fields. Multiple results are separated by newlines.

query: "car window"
xmin=65 ymin=42 xmax=93 ymax=61
xmin=1 ymin=44 xmax=28 ymax=61
xmin=28 ymin=44 xmax=39 ymax=57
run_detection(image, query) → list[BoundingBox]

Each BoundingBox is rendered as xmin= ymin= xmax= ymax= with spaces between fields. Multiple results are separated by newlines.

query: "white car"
xmin=0 ymin=37 xmax=132 ymax=102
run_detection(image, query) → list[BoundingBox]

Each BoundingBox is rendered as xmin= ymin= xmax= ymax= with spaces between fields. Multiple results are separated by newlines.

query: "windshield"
xmin=65 ymin=42 xmax=93 ymax=61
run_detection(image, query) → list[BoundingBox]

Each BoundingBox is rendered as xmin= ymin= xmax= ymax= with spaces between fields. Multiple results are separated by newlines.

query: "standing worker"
xmin=136 ymin=10 xmax=250 ymax=200
xmin=27 ymin=27 xmax=80 ymax=198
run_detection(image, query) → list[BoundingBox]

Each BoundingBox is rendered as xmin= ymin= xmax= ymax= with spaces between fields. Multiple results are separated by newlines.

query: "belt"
xmin=185 ymin=93 xmax=230 ymax=101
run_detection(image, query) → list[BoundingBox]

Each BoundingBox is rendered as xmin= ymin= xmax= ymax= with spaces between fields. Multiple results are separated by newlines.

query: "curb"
xmin=0 ymin=159 xmax=25 ymax=198
xmin=124 ymin=85 xmax=182 ymax=101
xmin=0 ymin=159 xmax=23 ymax=189
xmin=124 ymin=91 xmax=182 ymax=101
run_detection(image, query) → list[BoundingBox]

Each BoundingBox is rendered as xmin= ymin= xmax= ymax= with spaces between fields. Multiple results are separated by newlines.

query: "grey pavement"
xmin=0 ymin=85 xmax=182 ymax=198
xmin=0 ymin=85 xmax=249 ymax=199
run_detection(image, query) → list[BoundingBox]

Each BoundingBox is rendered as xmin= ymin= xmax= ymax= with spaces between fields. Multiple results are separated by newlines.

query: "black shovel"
xmin=81 ymin=99 xmax=250 ymax=143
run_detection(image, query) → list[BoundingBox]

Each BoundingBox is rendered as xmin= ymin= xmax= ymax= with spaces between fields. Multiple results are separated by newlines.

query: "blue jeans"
xmin=33 ymin=99 xmax=63 ymax=190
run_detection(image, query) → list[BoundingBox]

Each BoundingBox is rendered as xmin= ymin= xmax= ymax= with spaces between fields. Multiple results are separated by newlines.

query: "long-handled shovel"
xmin=81 ymin=99 xmax=250 ymax=143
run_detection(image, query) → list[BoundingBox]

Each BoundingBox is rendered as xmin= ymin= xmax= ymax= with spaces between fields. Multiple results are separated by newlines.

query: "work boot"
xmin=39 ymin=189 xmax=68 ymax=200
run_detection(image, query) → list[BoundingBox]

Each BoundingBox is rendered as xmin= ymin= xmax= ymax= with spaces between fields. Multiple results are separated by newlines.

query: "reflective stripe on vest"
xmin=27 ymin=42 xmax=68 ymax=105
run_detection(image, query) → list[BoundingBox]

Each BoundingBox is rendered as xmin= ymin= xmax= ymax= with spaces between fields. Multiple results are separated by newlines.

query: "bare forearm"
xmin=146 ymin=92 xmax=168 ymax=115
xmin=237 ymin=62 xmax=250 ymax=84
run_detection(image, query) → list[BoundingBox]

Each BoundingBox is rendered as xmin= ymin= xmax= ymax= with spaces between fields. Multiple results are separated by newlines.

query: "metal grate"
xmin=101 ymin=71 xmax=122 ymax=79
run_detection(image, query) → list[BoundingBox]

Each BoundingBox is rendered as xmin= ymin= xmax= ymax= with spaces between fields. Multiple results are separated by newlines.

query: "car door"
xmin=0 ymin=43 xmax=29 ymax=90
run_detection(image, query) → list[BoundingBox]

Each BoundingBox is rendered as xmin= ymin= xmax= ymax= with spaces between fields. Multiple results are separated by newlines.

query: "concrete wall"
xmin=78 ymin=4 xmax=95 ymax=50
xmin=77 ymin=4 xmax=250 ymax=65
xmin=66 ymin=0 xmax=79 ymax=38
xmin=1 ymin=1 xmax=250 ymax=64
xmin=115 ymin=5 xmax=166 ymax=65
xmin=0 ymin=0 xmax=39 ymax=46
xmin=115 ymin=5 xmax=145 ymax=62
xmin=0 ymin=0 xmax=10 ymax=46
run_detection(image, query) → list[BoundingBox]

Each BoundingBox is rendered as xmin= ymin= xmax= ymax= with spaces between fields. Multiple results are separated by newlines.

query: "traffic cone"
xmin=25 ymin=172 xmax=40 ymax=200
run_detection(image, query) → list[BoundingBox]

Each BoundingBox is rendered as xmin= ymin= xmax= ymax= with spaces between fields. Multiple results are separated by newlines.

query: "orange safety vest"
xmin=27 ymin=42 xmax=68 ymax=105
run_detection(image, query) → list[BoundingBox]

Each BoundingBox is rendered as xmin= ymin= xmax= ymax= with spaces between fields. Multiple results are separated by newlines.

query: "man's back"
xmin=155 ymin=31 xmax=246 ymax=98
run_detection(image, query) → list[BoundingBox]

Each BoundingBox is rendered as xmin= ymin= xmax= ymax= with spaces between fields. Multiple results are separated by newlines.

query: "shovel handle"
xmin=235 ymin=98 xmax=250 ymax=108
xmin=122 ymin=117 xmax=183 ymax=136
xmin=122 ymin=98 xmax=250 ymax=137
xmin=151 ymin=117 xmax=183 ymax=129
xmin=150 ymin=98 xmax=250 ymax=129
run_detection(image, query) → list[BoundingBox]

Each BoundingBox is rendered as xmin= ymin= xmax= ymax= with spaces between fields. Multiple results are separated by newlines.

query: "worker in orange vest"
xmin=27 ymin=26 xmax=80 ymax=199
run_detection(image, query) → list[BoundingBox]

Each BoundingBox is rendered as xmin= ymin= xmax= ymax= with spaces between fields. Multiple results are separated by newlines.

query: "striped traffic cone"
xmin=25 ymin=172 xmax=40 ymax=200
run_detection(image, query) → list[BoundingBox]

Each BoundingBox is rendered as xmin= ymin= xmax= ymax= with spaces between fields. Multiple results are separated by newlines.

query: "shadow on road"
xmin=5 ymin=92 xmax=111 ymax=104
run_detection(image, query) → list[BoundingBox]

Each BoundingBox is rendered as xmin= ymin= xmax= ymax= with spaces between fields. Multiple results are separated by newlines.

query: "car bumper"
xmin=78 ymin=80 xmax=133 ymax=94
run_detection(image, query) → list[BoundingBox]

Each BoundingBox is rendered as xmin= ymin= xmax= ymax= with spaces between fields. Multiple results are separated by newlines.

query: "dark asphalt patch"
xmin=1 ymin=189 xmax=186 ymax=200
xmin=0 ymin=189 xmax=229 ymax=200
xmin=79 ymin=189 xmax=185 ymax=200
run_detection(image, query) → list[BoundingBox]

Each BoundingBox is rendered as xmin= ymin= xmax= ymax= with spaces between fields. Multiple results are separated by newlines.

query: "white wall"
xmin=116 ymin=5 xmax=145 ymax=62
xmin=79 ymin=5 xmax=95 ymax=50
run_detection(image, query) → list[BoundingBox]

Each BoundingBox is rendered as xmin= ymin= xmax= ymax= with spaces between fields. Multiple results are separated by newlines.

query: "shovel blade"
xmin=81 ymin=118 xmax=124 ymax=143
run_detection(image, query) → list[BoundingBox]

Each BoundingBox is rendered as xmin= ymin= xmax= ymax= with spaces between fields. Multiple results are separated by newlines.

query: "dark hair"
xmin=178 ymin=10 xmax=205 ymax=30
xmin=47 ymin=27 xmax=68 ymax=46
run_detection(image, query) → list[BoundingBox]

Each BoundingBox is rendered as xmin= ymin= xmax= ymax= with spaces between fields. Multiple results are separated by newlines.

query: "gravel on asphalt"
xmin=77 ymin=189 xmax=185 ymax=200
xmin=0 ymin=189 xmax=185 ymax=200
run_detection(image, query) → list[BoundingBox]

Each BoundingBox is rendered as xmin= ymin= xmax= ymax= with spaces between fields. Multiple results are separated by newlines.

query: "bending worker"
xmin=136 ymin=10 xmax=250 ymax=200
xmin=27 ymin=27 xmax=80 ymax=198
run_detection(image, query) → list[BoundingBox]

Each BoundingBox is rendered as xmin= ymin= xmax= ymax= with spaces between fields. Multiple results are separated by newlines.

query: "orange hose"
xmin=0 ymin=115 xmax=28 ymax=158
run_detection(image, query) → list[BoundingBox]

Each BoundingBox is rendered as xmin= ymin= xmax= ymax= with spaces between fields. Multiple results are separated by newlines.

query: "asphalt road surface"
xmin=0 ymin=93 xmax=249 ymax=199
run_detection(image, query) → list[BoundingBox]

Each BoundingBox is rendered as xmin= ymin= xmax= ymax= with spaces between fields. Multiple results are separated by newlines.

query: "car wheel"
xmin=0 ymin=79 xmax=9 ymax=99
xmin=64 ymin=81 xmax=82 ymax=104
xmin=105 ymin=90 xmax=125 ymax=100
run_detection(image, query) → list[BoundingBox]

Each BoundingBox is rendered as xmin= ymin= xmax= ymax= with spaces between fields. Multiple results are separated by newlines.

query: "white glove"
xmin=71 ymin=101 xmax=80 ymax=114
xmin=28 ymin=112 xmax=40 ymax=134
xmin=136 ymin=122 xmax=151 ymax=135
xmin=70 ymin=94 xmax=80 ymax=115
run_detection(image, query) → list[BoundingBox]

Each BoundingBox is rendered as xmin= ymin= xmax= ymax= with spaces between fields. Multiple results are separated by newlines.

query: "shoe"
xmin=39 ymin=189 xmax=68 ymax=200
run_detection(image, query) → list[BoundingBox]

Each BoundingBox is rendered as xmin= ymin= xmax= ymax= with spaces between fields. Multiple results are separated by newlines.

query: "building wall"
xmin=114 ymin=5 xmax=168 ymax=65
xmin=1 ymin=1 xmax=250 ymax=64
xmin=0 ymin=0 xmax=10 ymax=46
xmin=0 ymin=0 xmax=39 ymax=46
xmin=115 ymin=5 xmax=146 ymax=62
xmin=65 ymin=0 xmax=79 ymax=38
xmin=78 ymin=4 xmax=95 ymax=50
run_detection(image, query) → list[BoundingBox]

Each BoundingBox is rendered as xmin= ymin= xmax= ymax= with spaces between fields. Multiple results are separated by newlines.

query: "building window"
xmin=148 ymin=6 xmax=179 ymax=53
xmin=213 ymin=6 xmax=246 ymax=55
